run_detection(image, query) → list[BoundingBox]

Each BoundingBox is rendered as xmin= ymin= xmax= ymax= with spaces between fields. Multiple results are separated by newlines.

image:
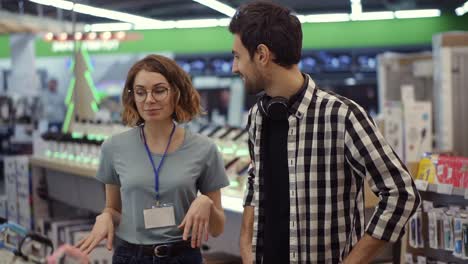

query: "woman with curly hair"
xmin=76 ymin=55 xmax=229 ymax=264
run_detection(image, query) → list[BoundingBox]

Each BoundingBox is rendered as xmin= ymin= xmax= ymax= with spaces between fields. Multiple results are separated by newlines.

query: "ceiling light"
xmin=350 ymin=0 xmax=362 ymax=14
xmin=72 ymin=4 xmax=161 ymax=24
xmin=87 ymin=32 xmax=97 ymax=40
xmin=114 ymin=31 xmax=126 ymax=40
xmin=30 ymin=0 xmax=73 ymax=10
xmin=217 ymin=18 xmax=231 ymax=26
xmin=99 ymin=31 xmax=112 ymax=40
xmin=58 ymin=32 xmax=68 ymax=41
xmin=394 ymin=9 xmax=441 ymax=19
xmin=44 ymin=32 xmax=54 ymax=41
xmin=193 ymin=0 xmax=236 ymax=17
xmin=134 ymin=21 xmax=176 ymax=30
xmin=74 ymin=32 xmax=83 ymax=40
xmin=351 ymin=11 xmax=394 ymax=21
xmin=29 ymin=0 xmax=162 ymax=25
xmin=455 ymin=1 xmax=468 ymax=16
xmin=88 ymin=23 xmax=133 ymax=32
xmin=300 ymin=13 xmax=350 ymax=23
xmin=175 ymin=19 xmax=225 ymax=28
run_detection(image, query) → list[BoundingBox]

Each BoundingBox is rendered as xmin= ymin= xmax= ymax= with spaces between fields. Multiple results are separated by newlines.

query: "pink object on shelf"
xmin=47 ymin=244 xmax=89 ymax=264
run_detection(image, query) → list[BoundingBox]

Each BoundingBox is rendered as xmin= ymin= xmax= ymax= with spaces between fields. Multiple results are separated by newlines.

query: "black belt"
xmin=119 ymin=239 xmax=197 ymax=258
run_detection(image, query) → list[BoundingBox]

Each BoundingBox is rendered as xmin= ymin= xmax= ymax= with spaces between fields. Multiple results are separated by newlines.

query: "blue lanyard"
xmin=141 ymin=123 xmax=176 ymax=202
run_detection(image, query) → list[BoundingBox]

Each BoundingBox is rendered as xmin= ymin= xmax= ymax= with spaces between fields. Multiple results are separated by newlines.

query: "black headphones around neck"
xmin=257 ymin=93 xmax=289 ymax=121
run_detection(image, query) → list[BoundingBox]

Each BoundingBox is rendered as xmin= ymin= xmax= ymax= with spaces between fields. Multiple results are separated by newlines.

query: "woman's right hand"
xmin=75 ymin=212 xmax=115 ymax=254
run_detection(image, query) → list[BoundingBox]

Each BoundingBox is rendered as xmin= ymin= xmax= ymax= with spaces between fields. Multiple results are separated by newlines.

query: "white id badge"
xmin=143 ymin=203 xmax=176 ymax=229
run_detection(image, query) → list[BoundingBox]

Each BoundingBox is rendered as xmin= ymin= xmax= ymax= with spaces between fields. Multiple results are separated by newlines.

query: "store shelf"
xmin=408 ymin=246 xmax=467 ymax=264
xmin=30 ymin=157 xmax=97 ymax=178
xmin=414 ymin=181 xmax=468 ymax=207
xmin=30 ymin=157 xmax=246 ymax=213
xmin=424 ymin=183 xmax=467 ymax=197
xmin=407 ymin=181 xmax=468 ymax=262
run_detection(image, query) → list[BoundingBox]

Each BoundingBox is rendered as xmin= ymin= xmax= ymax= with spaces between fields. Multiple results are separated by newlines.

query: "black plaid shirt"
xmin=243 ymin=75 xmax=421 ymax=263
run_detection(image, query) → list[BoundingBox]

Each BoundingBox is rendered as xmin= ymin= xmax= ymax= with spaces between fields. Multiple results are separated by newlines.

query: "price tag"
xmin=415 ymin=179 xmax=429 ymax=191
xmin=436 ymin=183 xmax=453 ymax=195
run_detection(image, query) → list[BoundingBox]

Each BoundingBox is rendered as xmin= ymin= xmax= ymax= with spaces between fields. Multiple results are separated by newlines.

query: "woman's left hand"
xmin=178 ymin=194 xmax=213 ymax=248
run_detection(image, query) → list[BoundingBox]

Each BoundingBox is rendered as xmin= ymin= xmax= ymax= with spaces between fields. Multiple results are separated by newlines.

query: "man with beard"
xmin=229 ymin=1 xmax=420 ymax=263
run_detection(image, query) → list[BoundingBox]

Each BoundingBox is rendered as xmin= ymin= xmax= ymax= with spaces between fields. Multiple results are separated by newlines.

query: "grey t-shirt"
xmin=96 ymin=126 xmax=229 ymax=245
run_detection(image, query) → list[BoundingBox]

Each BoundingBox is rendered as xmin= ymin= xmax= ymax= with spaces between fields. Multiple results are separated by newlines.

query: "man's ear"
xmin=255 ymin=44 xmax=272 ymax=66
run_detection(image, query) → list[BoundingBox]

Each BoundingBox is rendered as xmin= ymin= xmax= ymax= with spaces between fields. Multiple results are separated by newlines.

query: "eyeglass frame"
xmin=128 ymin=86 xmax=171 ymax=103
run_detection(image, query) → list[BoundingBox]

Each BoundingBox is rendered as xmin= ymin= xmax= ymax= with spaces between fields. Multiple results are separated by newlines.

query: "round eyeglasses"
xmin=130 ymin=87 xmax=170 ymax=103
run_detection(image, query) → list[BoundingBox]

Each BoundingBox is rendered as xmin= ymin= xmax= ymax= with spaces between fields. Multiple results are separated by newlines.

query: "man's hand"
xmin=240 ymin=206 xmax=254 ymax=263
xmin=342 ymin=234 xmax=387 ymax=264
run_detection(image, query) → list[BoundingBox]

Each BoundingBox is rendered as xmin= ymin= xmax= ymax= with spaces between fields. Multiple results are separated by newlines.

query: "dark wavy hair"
xmin=229 ymin=1 xmax=302 ymax=68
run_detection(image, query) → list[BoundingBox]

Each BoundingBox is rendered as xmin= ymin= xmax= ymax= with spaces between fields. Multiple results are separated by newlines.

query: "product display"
xmin=1 ymin=2 xmax=468 ymax=262
xmin=433 ymin=32 xmax=468 ymax=157
xmin=4 ymin=156 xmax=33 ymax=229
xmin=416 ymin=154 xmax=468 ymax=188
xmin=409 ymin=209 xmax=424 ymax=249
xmin=0 ymin=217 xmax=107 ymax=264
xmin=0 ymin=220 xmax=53 ymax=263
xmin=408 ymin=154 xmax=468 ymax=263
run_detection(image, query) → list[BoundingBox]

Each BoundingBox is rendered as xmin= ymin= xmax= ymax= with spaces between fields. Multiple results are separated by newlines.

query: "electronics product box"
xmin=4 ymin=156 xmax=19 ymax=223
xmin=418 ymin=154 xmax=468 ymax=188
xmin=383 ymin=100 xmax=432 ymax=164
xmin=383 ymin=101 xmax=404 ymax=159
xmin=15 ymin=156 xmax=33 ymax=230
xmin=436 ymin=155 xmax=454 ymax=185
xmin=403 ymin=101 xmax=432 ymax=163
xmin=456 ymin=157 xmax=468 ymax=188
xmin=0 ymin=195 xmax=7 ymax=219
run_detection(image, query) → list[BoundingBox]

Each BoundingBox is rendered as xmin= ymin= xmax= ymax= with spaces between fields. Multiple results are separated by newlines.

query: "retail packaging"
xmin=436 ymin=156 xmax=454 ymax=185
xmin=416 ymin=154 xmax=437 ymax=183
xmin=410 ymin=209 xmax=424 ymax=248
xmin=382 ymin=100 xmax=432 ymax=163
xmin=15 ymin=156 xmax=32 ymax=230
xmin=403 ymin=101 xmax=432 ymax=163
xmin=383 ymin=101 xmax=404 ymax=158
xmin=424 ymin=209 xmax=468 ymax=260
xmin=4 ymin=157 xmax=18 ymax=223
xmin=443 ymin=211 xmax=454 ymax=251
xmin=0 ymin=195 xmax=6 ymax=219
xmin=416 ymin=154 xmax=468 ymax=188
xmin=428 ymin=209 xmax=439 ymax=249
xmin=463 ymin=221 xmax=468 ymax=259
xmin=4 ymin=156 xmax=31 ymax=228
xmin=453 ymin=215 xmax=464 ymax=258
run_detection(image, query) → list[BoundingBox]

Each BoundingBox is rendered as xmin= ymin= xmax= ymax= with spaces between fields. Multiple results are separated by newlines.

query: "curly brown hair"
xmin=121 ymin=55 xmax=202 ymax=126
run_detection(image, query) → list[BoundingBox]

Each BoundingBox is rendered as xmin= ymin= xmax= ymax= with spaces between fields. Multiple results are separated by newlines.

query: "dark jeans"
xmin=112 ymin=239 xmax=203 ymax=264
